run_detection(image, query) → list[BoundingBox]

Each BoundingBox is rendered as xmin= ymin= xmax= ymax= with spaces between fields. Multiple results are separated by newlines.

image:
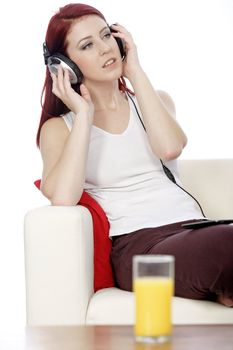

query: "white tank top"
xmin=62 ymin=92 xmax=204 ymax=237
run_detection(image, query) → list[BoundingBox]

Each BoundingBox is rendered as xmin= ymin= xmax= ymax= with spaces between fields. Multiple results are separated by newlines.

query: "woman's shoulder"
xmin=126 ymin=89 xmax=176 ymax=118
xmin=40 ymin=116 xmax=69 ymax=146
xmin=41 ymin=116 xmax=67 ymax=132
xmin=156 ymin=90 xmax=176 ymax=117
xmin=156 ymin=89 xmax=174 ymax=102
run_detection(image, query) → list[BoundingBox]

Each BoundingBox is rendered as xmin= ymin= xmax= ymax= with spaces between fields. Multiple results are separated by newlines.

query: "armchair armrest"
xmin=24 ymin=205 xmax=94 ymax=325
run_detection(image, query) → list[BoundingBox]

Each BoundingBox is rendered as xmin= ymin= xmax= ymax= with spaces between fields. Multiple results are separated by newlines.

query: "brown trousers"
xmin=110 ymin=220 xmax=233 ymax=301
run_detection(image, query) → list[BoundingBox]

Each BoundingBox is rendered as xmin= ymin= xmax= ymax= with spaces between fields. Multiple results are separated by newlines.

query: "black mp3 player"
xmin=181 ymin=219 xmax=233 ymax=230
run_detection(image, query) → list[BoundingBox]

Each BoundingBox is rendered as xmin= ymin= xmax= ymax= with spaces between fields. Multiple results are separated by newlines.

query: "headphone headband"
xmin=43 ymin=42 xmax=51 ymax=65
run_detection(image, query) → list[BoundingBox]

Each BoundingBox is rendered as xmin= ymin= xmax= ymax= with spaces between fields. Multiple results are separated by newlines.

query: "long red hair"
xmin=36 ymin=3 xmax=134 ymax=147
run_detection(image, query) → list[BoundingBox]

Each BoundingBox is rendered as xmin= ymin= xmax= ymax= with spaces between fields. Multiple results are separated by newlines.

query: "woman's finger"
xmin=50 ymin=72 xmax=61 ymax=98
xmin=56 ymin=64 xmax=66 ymax=95
xmin=80 ymin=84 xmax=91 ymax=101
xmin=63 ymin=68 xmax=72 ymax=93
xmin=111 ymin=23 xmax=128 ymax=34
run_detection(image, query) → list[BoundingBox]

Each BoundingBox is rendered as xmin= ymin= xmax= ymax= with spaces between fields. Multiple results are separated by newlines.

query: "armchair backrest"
xmin=178 ymin=159 xmax=233 ymax=219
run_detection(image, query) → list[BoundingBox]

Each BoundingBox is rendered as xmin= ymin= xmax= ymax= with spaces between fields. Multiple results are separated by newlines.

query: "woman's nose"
xmin=98 ymin=41 xmax=111 ymax=55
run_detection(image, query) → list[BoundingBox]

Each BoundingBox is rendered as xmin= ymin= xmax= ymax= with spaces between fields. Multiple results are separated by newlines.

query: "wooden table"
xmin=1 ymin=325 xmax=233 ymax=349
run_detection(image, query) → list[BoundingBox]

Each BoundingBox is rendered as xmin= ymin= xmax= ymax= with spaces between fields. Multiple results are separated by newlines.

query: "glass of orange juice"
xmin=133 ymin=255 xmax=175 ymax=344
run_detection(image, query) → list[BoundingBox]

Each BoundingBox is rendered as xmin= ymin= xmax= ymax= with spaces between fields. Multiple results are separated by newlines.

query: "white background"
xmin=0 ymin=0 xmax=232 ymax=329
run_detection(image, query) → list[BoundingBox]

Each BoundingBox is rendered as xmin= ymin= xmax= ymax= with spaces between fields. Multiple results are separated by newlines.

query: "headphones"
xmin=43 ymin=25 xmax=126 ymax=85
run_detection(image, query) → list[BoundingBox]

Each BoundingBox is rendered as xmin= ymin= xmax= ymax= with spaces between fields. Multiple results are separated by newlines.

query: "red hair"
xmin=36 ymin=3 xmax=134 ymax=147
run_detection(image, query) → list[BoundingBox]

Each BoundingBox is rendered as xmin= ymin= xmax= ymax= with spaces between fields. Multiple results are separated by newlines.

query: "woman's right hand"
xmin=50 ymin=65 xmax=94 ymax=121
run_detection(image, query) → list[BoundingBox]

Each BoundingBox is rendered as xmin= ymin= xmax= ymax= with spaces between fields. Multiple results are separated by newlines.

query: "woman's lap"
xmin=110 ymin=221 xmax=233 ymax=301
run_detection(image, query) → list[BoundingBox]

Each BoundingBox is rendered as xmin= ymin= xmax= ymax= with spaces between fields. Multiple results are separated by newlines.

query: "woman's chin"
xmin=85 ymin=68 xmax=123 ymax=86
xmin=101 ymin=63 xmax=123 ymax=79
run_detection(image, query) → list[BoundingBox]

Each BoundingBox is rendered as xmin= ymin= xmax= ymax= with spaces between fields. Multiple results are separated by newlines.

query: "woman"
xmin=37 ymin=3 xmax=233 ymax=307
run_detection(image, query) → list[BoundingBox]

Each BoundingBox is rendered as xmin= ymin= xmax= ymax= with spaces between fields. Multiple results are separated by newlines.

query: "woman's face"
xmin=66 ymin=15 xmax=123 ymax=84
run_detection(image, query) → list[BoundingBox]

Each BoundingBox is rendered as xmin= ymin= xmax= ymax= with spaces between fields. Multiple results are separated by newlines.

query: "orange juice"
xmin=134 ymin=277 xmax=174 ymax=337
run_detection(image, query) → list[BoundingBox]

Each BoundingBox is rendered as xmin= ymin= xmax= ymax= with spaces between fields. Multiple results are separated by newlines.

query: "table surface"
xmin=1 ymin=325 xmax=233 ymax=350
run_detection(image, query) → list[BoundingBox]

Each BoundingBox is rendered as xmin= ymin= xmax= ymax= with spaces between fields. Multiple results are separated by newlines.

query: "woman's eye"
xmin=81 ymin=33 xmax=111 ymax=50
xmin=82 ymin=43 xmax=93 ymax=50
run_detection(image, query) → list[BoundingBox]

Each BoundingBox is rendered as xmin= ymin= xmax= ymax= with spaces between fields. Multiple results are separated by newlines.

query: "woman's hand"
xmin=50 ymin=65 xmax=94 ymax=120
xmin=111 ymin=23 xmax=142 ymax=81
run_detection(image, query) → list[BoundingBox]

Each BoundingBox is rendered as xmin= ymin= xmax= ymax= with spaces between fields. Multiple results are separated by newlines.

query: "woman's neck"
xmin=84 ymin=80 xmax=126 ymax=112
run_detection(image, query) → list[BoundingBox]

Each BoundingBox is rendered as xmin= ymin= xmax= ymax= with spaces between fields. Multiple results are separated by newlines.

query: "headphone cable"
xmin=126 ymin=92 xmax=206 ymax=218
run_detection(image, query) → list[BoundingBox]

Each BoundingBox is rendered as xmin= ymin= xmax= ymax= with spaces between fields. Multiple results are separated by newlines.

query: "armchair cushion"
xmin=34 ymin=180 xmax=115 ymax=292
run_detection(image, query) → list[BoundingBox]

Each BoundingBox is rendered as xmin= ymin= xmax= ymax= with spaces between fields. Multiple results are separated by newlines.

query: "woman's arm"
xmin=129 ymin=67 xmax=188 ymax=161
xmin=40 ymin=67 xmax=94 ymax=206
xmin=40 ymin=113 xmax=92 ymax=206
xmin=111 ymin=24 xmax=187 ymax=161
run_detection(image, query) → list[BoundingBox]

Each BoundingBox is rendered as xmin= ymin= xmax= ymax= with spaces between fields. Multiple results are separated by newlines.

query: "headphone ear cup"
xmin=47 ymin=53 xmax=83 ymax=85
xmin=110 ymin=27 xmax=126 ymax=61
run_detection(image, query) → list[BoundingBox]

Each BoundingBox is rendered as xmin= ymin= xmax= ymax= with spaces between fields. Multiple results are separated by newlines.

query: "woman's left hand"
xmin=111 ymin=23 xmax=142 ymax=80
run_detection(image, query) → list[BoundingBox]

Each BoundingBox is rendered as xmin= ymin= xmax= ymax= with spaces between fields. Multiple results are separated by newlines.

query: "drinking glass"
xmin=133 ymin=255 xmax=175 ymax=343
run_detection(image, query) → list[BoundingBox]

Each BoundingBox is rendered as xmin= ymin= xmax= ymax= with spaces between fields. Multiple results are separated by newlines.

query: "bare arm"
xmin=111 ymin=23 xmax=187 ymax=161
xmin=40 ymin=114 xmax=92 ymax=206
xmin=39 ymin=67 xmax=94 ymax=206
xmin=129 ymin=68 xmax=187 ymax=161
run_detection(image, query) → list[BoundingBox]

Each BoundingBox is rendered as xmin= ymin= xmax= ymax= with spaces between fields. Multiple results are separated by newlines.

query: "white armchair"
xmin=24 ymin=159 xmax=233 ymax=326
